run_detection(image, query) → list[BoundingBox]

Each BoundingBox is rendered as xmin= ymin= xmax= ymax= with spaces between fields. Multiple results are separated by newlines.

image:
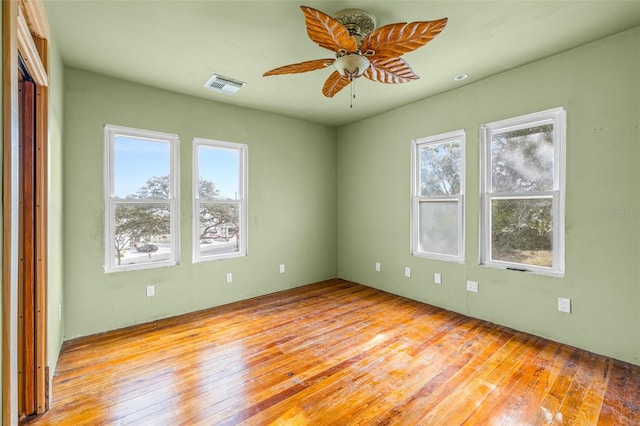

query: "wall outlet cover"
xmin=434 ymin=273 xmax=441 ymax=285
xmin=558 ymin=297 xmax=571 ymax=313
xmin=466 ymin=280 xmax=479 ymax=293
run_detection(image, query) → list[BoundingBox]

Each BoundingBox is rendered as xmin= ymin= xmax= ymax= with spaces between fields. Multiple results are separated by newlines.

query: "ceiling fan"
xmin=263 ymin=6 xmax=448 ymax=99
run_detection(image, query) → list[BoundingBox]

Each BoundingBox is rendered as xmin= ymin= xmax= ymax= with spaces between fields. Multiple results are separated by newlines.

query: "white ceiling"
xmin=45 ymin=0 xmax=640 ymax=127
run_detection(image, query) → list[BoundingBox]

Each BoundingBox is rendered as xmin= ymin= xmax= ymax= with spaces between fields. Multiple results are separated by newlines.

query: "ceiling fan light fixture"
xmin=334 ymin=54 xmax=370 ymax=80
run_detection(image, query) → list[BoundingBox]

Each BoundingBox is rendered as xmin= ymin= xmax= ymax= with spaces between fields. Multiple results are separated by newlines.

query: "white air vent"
xmin=204 ymin=74 xmax=245 ymax=95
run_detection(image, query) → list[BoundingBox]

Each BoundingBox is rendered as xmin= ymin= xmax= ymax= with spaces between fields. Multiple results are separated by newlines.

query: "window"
xmin=411 ymin=130 xmax=465 ymax=261
xmin=104 ymin=125 xmax=180 ymax=273
xmin=480 ymin=107 xmax=566 ymax=276
xmin=193 ymin=138 xmax=248 ymax=262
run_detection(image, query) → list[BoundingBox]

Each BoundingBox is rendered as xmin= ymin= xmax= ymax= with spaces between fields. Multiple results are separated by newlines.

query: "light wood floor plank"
xmin=23 ymin=279 xmax=640 ymax=425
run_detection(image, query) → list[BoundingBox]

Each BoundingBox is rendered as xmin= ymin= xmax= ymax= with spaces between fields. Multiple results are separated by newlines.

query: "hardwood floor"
xmin=26 ymin=279 xmax=640 ymax=425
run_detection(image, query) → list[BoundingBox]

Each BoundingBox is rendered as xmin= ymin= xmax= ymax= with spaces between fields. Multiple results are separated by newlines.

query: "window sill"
xmin=480 ymin=261 xmax=564 ymax=278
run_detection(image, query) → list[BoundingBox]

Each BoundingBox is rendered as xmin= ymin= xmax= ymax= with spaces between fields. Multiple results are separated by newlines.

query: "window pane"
xmin=419 ymin=140 xmax=462 ymax=196
xmin=113 ymin=202 xmax=172 ymax=267
xmin=491 ymin=124 xmax=553 ymax=193
xmin=198 ymin=146 xmax=240 ymax=201
xmin=419 ymin=200 xmax=459 ymax=256
xmin=198 ymin=202 xmax=240 ymax=257
xmin=491 ymin=198 xmax=552 ymax=267
xmin=114 ymin=137 xmax=170 ymax=199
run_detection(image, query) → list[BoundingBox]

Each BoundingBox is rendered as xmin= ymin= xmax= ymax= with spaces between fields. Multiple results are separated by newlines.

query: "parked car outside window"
xmin=136 ymin=243 xmax=158 ymax=253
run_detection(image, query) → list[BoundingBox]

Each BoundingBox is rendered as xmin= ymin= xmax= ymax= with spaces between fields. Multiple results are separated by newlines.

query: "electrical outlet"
xmin=434 ymin=273 xmax=442 ymax=285
xmin=466 ymin=280 xmax=479 ymax=293
xmin=279 ymin=264 xmax=285 ymax=273
xmin=375 ymin=262 xmax=381 ymax=272
xmin=404 ymin=267 xmax=411 ymax=277
xmin=558 ymin=297 xmax=571 ymax=313
xmin=146 ymin=285 xmax=155 ymax=297
xmin=226 ymin=273 xmax=233 ymax=283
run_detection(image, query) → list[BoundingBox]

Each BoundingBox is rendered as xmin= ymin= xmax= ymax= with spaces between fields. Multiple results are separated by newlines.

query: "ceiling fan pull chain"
xmin=350 ymin=80 xmax=354 ymax=108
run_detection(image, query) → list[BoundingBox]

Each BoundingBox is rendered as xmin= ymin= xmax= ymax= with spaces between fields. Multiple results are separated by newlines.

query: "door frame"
xmin=3 ymin=0 xmax=50 ymax=422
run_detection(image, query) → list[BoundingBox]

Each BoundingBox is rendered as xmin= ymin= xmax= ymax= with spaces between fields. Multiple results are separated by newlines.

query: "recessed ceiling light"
xmin=454 ymin=74 xmax=469 ymax=81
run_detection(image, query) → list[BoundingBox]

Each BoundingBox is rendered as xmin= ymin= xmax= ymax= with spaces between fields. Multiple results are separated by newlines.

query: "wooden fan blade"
xmin=322 ymin=71 xmax=351 ymax=97
xmin=364 ymin=57 xmax=419 ymax=84
xmin=263 ymin=59 xmax=335 ymax=76
xmin=301 ymin=6 xmax=358 ymax=53
xmin=361 ymin=18 xmax=448 ymax=58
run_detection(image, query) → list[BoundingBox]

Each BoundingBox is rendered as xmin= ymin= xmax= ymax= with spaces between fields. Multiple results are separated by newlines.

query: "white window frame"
xmin=480 ymin=107 xmax=566 ymax=276
xmin=411 ymin=129 xmax=465 ymax=262
xmin=192 ymin=138 xmax=248 ymax=263
xmin=104 ymin=124 xmax=180 ymax=273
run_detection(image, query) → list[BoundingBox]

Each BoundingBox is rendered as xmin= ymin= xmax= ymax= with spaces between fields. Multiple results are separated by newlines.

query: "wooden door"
xmin=17 ymin=61 xmax=43 ymax=419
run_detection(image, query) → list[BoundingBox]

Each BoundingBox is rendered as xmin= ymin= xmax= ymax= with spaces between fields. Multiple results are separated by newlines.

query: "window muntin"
xmin=481 ymin=107 xmax=565 ymax=275
xmin=411 ymin=130 xmax=465 ymax=262
xmin=193 ymin=138 xmax=248 ymax=262
xmin=104 ymin=125 xmax=180 ymax=273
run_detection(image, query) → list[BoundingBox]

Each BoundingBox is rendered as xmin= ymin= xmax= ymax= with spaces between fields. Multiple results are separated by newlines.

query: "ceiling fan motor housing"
xmin=333 ymin=8 xmax=377 ymax=49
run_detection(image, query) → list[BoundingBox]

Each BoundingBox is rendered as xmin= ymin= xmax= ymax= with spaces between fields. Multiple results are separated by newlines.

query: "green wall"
xmin=61 ymin=27 xmax=640 ymax=366
xmin=62 ymin=68 xmax=337 ymax=338
xmin=48 ymin=41 xmax=65 ymax=384
xmin=337 ymin=27 xmax=640 ymax=365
